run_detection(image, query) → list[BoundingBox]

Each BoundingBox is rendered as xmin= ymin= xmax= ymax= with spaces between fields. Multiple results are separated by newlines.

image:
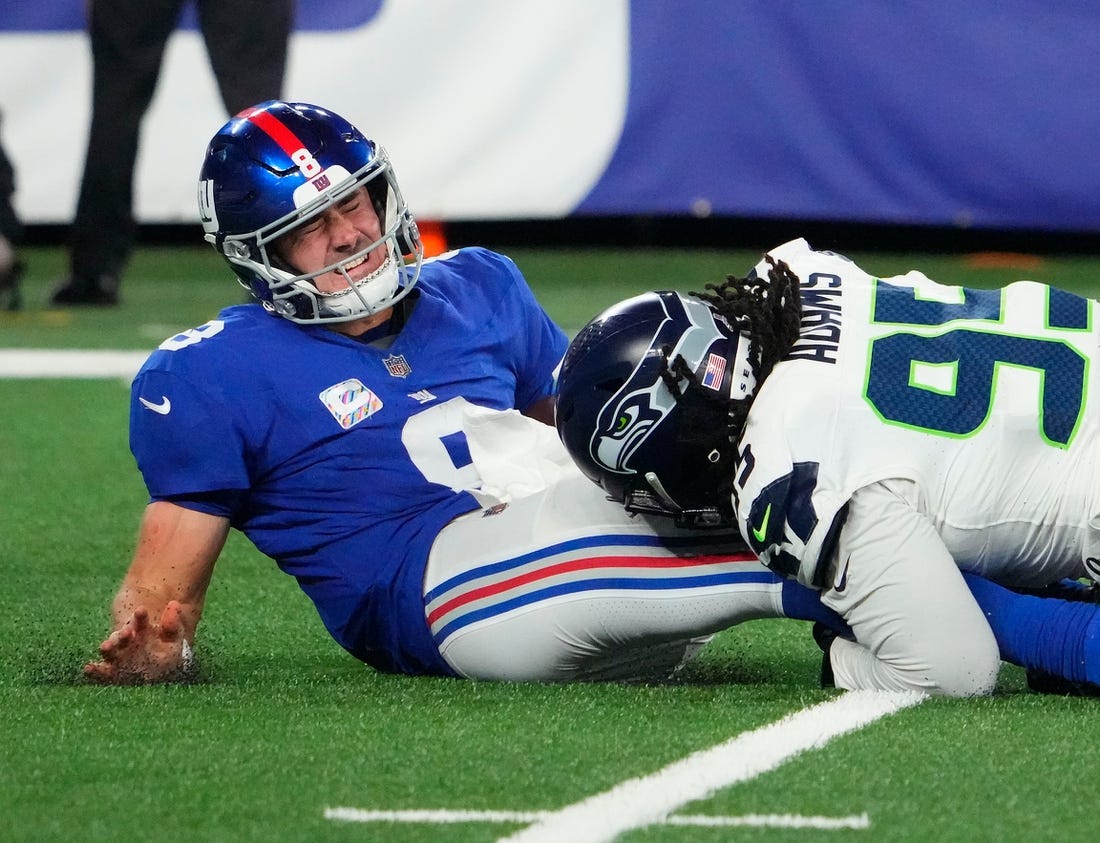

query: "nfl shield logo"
xmin=383 ymin=354 xmax=412 ymax=378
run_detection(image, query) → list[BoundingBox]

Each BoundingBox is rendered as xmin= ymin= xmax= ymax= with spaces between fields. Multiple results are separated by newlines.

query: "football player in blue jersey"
xmin=85 ymin=101 xmax=852 ymax=686
xmin=554 ymin=240 xmax=1100 ymax=696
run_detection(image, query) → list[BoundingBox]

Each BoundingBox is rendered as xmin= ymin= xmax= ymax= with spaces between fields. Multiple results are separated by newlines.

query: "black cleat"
xmin=50 ymin=274 xmax=119 ymax=307
xmin=812 ymin=622 xmax=838 ymax=688
xmin=1026 ymin=669 xmax=1100 ymax=697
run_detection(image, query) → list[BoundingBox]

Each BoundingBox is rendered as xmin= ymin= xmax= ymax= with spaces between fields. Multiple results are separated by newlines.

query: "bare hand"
xmin=84 ymin=601 xmax=195 ymax=685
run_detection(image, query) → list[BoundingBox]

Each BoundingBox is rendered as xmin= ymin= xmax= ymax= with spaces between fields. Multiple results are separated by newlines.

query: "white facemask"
xmin=311 ymin=251 xmax=401 ymax=319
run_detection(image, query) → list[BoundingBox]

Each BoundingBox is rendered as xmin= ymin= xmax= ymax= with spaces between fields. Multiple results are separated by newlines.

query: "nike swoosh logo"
xmin=751 ymin=503 xmax=771 ymax=543
xmin=834 ymin=555 xmax=852 ymax=592
xmin=139 ymin=395 xmax=172 ymax=415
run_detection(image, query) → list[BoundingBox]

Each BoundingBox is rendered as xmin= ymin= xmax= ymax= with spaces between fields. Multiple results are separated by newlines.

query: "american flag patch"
xmin=700 ymin=352 xmax=726 ymax=390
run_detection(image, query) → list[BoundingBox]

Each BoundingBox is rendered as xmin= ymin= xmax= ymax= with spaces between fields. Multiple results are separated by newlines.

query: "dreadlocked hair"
xmin=690 ymin=253 xmax=805 ymax=427
xmin=691 ymin=255 xmax=803 ymax=390
xmin=654 ymin=257 xmax=803 ymax=516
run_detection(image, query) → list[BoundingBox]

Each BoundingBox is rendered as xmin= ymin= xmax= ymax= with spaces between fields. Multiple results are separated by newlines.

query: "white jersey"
xmin=733 ymin=239 xmax=1100 ymax=589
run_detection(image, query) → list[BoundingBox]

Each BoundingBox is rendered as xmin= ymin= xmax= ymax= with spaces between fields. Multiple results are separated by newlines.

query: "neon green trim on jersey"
xmin=907 ymin=359 xmax=959 ymax=396
xmin=863 ymin=325 xmax=1088 ymax=450
xmin=1045 ymin=285 xmax=1093 ymax=333
xmin=869 ymin=277 xmax=1006 ymax=328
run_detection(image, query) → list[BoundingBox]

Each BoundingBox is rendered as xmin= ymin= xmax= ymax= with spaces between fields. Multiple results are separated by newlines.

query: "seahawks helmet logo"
xmin=589 ymin=294 xmax=727 ymax=476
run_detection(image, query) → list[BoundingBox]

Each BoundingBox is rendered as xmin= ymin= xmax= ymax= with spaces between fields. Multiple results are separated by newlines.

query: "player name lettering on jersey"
xmin=788 ymin=273 xmax=843 ymax=364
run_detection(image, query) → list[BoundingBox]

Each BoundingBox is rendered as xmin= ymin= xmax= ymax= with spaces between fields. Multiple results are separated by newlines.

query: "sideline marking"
xmin=325 ymin=690 xmax=925 ymax=841
xmin=0 ymin=349 xmax=147 ymax=379
xmin=669 ymin=813 xmax=869 ymax=829
xmin=324 ymin=807 xmax=870 ymax=830
xmin=327 ymin=809 xmax=547 ymax=825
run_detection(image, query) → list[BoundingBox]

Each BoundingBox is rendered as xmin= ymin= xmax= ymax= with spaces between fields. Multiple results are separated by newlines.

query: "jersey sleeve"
xmin=735 ymin=362 xmax=853 ymax=587
xmin=492 ymin=253 xmax=569 ymax=411
xmin=129 ymin=366 xmax=251 ymax=508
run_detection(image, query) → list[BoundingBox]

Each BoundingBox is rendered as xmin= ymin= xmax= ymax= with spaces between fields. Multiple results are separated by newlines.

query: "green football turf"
xmin=3 ymin=243 xmax=1100 ymax=841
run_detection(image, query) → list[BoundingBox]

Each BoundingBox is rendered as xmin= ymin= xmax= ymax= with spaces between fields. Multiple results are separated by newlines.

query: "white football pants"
xmin=424 ymin=472 xmax=789 ymax=682
xmin=823 ymin=480 xmax=1001 ymax=696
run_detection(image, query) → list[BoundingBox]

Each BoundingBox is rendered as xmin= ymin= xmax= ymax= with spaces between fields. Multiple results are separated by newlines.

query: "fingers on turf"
xmin=159 ymin=600 xmax=183 ymax=639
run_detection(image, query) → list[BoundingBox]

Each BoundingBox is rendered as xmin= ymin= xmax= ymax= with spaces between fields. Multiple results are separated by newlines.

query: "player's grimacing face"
xmin=277 ymin=187 xmax=386 ymax=293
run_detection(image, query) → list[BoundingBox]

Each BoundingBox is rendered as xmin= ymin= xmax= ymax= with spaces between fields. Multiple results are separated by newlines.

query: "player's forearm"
xmin=111 ymin=501 xmax=228 ymax=635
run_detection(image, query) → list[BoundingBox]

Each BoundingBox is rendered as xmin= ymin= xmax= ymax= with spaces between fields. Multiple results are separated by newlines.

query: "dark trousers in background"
xmin=0 ymin=111 xmax=23 ymax=308
xmin=69 ymin=0 xmax=294 ymax=287
xmin=0 ymin=113 xmax=20 ymax=244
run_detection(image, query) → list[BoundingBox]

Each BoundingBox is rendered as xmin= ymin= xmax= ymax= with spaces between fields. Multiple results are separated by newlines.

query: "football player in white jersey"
xmin=555 ymin=238 xmax=1100 ymax=696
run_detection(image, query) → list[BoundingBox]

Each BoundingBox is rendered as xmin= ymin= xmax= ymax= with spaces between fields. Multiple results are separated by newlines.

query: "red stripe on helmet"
xmin=240 ymin=106 xmax=307 ymax=160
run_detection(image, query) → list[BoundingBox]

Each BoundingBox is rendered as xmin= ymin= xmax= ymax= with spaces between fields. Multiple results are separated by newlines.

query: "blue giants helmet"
xmin=555 ymin=290 xmax=756 ymax=528
xmin=197 ymin=100 xmax=423 ymax=324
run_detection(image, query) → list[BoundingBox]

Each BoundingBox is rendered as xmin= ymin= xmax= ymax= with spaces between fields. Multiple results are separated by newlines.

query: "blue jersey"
xmin=129 ymin=248 xmax=569 ymax=674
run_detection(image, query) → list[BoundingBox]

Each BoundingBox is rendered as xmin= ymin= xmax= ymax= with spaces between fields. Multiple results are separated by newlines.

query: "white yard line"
xmin=0 ymin=349 xmax=148 ymax=379
xmin=500 ymin=690 xmax=925 ymax=843
xmin=324 ymin=690 xmax=925 ymax=841
xmin=326 ymin=808 xmax=550 ymax=824
xmin=324 ymin=807 xmax=871 ymax=830
xmin=666 ymin=812 xmax=870 ymax=830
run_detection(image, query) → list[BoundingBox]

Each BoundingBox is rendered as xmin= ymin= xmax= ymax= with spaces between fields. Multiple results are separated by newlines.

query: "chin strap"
xmin=621 ymin=484 xmax=734 ymax=529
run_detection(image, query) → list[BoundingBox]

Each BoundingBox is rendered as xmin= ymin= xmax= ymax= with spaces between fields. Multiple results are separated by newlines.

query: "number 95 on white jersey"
xmin=734 ymin=238 xmax=1099 ymax=588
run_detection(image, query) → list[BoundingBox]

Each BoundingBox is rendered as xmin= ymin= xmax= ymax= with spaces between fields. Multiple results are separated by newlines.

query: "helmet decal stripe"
xmin=240 ymin=107 xmax=322 ymax=177
xmin=240 ymin=106 xmax=304 ymax=156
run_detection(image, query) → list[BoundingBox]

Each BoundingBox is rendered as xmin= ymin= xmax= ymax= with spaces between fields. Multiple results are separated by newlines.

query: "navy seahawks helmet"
xmin=197 ymin=100 xmax=423 ymax=324
xmin=555 ymin=291 xmax=756 ymax=528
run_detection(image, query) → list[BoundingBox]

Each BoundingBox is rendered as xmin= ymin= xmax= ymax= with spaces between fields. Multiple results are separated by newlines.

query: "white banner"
xmin=0 ymin=0 xmax=629 ymax=224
